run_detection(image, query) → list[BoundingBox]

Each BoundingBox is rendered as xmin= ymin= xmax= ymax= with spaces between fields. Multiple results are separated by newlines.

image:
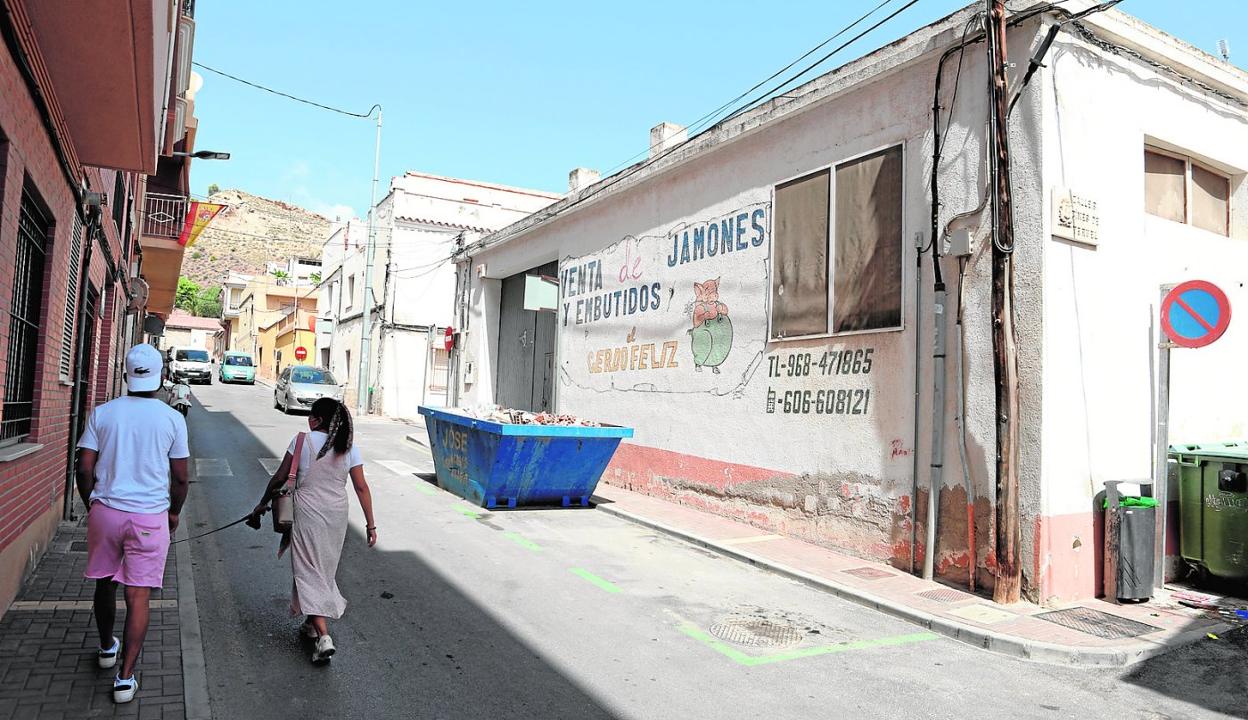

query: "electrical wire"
xmin=719 ymin=0 xmax=924 ymax=125
xmin=938 ymin=13 xmax=982 ymax=159
xmin=466 ymin=0 xmax=924 ymax=257
xmin=192 ymin=62 xmax=379 ymax=119
xmin=601 ymin=0 xmax=901 ymax=176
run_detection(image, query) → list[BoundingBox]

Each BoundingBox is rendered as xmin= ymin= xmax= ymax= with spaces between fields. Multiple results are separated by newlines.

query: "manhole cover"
xmin=916 ymin=587 xmax=973 ymax=603
xmin=69 ymin=541 xmax=88 ymax=552
xmin=843 ymin=566 xmax=894 ymax=581
xmin=708 ymin=617 xmax=805 ymax=648
xmin=1036 ymin=607 xmax=1160 ymax=640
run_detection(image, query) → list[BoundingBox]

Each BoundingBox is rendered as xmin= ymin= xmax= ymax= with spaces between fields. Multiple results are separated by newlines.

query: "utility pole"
xmin=987 ymin=0 xmax=1022 ymax=604
xmin=356 ymin=106 xmax=383 ymax=415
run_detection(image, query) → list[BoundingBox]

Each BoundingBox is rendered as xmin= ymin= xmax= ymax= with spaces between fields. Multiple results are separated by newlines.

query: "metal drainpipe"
xmin=909 ymin=239 xmax=924 ymax=574
xmin=924 ymin=276 xmax=948 ymax=580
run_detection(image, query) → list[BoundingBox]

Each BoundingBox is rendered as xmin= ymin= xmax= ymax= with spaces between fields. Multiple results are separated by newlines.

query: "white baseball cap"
xmin=125 ymin=343 xmax=164 ymax=392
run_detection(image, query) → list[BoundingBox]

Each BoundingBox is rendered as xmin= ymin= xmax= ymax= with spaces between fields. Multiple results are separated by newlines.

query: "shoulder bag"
xmin=272 ymin=432 xmax=305 ymax=534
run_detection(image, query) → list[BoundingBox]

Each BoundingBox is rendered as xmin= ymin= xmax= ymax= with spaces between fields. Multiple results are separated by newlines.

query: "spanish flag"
xmin=178 ymin=201 xmax=224 ymax=247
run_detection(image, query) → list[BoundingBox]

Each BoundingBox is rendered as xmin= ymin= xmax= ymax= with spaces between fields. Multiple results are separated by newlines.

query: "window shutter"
xmin=60 ymin=215 xmax=84 ymax=381
xmin=771 ymin=169 xmax=830 ymax=338
xmin=1191 ymin=162 xmax=1229 ymax=236
xmin=1144 ymin=150 xmax=1186 ymax=223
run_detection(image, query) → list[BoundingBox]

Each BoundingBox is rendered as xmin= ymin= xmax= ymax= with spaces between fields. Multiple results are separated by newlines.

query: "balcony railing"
xmin=142 ymin=193 xmax=188 ymax=240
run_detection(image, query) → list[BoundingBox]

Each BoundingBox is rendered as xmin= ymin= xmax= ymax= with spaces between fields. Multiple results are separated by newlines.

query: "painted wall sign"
xmin=762 ymin=347 xmax=876 ymax=416
xmin=1161 ymin=280 xmax=1231 ymax=349
xmin=560 ymin=202 xmax=769 ymax=397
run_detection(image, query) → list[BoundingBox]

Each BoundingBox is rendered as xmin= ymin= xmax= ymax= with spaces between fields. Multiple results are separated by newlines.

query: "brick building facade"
xmin=0 ymin=0 xmax=203 ymax=610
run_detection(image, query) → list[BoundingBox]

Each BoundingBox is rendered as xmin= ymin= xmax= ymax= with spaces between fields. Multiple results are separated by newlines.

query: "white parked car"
xmin=167 ymin=347 xmax=212 ymax=385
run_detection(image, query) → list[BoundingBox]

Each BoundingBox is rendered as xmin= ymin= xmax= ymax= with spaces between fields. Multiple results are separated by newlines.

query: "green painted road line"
xmin=504 ymin=532 xmax=542 ymax=551
xmin=414 ymin=483 xmax=439 ymax=496
xmin=453 ymin=506 xmax=482 ymax=518
xmin=680 ymin=623 xmax=938 ymax=667
xmin=569 ymin=568 xmax=621 ymax=594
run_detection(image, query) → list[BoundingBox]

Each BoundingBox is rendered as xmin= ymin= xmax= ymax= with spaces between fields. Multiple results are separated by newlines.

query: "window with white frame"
xmin=770 ymin=145 xmax=903 ymax=339
xmin=346 ymin=275 xmax=356 ymax=310
xmin=1145 ymin=147 xmax=1230 ymax=236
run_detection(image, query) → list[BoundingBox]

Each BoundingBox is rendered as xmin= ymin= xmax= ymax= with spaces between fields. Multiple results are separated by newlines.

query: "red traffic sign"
xmin=294 ymin=346 xmax=308 ymax=361
xmin=443 ymin=327 xmax=455 ymax=352
xmin=1161 ymin=280 xmax=1231 ymax=349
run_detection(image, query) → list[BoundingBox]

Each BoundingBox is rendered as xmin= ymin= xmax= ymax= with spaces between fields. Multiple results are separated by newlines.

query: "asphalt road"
xmin=183 ymin=381 xmax=1247 ymax=720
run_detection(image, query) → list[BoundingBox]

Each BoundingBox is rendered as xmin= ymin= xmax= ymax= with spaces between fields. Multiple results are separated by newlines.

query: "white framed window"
xmin=346 ymin=275 xmax=356 ymax=310
xmin=770 ymin=144 xmax=904 ymax=340
xmin=1145 ymin=146 xmax=1230 ymax=236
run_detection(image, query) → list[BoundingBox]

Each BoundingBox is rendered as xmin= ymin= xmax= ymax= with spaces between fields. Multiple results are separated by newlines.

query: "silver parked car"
xmin=274 ymin=366 xmax=344 ymax=414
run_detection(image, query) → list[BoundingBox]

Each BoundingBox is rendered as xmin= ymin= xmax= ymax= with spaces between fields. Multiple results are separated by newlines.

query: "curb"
xmin=595 ymin=502 xmax=1229 ymax=668
xmin=404 ymin=432 xmax=429 ymax=449
xmin=176 ymin=459 xmax=212 ymax=719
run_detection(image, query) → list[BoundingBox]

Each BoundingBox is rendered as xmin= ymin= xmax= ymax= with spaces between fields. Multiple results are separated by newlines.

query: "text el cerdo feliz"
xmin=560 ymin=207 xmax=768 ymax=327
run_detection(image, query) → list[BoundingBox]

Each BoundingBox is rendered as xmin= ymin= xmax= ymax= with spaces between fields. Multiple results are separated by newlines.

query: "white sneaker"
xmin=113 ymin=674 xmax=138 ymax=704
xmin=312 ymin=635 xmax=336 ymax=663
xmin=97 ymin=637 xmax=120 ymax=669
xmin=300 ymin=620 xmax=319 ymax=639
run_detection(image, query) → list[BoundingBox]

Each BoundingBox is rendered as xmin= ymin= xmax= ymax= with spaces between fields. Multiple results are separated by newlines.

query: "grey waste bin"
xmin=1103 ymin=481 xmax=1157 ymax=603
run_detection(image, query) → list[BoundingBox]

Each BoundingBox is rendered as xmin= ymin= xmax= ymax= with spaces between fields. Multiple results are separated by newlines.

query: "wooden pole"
xmin=987 ymin=0 xmax=1022 ymax=604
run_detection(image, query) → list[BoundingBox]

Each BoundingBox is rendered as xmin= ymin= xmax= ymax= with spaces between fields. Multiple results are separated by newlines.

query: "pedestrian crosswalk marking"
xmin=376 ymin=460 xmax=422 ymax=476
xmin=258 ymin=458 xmax=282 ymax=475
xmin=195 ymin=458 xmax=233 ymax=476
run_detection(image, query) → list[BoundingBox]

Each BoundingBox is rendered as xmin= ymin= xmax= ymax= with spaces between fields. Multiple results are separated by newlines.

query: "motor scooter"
xmin=166 ymin=378 xmax=191 ymax=417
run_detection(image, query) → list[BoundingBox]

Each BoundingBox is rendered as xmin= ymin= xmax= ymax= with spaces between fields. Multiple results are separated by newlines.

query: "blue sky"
xmin=191 ymin=0 xmax=1248 ymax=220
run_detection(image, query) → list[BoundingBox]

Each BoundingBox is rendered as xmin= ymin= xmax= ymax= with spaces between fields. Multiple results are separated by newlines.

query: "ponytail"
xmin=310 ymin=398 xmax=353 ymax=459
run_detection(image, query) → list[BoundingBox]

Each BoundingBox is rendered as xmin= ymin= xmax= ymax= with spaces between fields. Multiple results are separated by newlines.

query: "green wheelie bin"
xmin=1169 ymin=442 xmax=1248 ymax=582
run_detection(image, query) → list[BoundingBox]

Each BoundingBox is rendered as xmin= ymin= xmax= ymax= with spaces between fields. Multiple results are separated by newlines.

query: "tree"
xmin=193 ymin=286 xmax=222 ymax=318
xmin=271 ymin=269 xmax=290 ymax=286
xmin=175 ymin=276 xmax=200 ymax=313
xmin=309 ymin=272 xmax=322 ymax=285
xmin=207 ymin=183 xmax=220 ymax=196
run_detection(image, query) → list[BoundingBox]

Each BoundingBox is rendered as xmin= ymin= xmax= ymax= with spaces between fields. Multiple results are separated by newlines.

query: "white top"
xmin=78 ymin=396 xmax=190 ymax=514
xmin=287 ymin=431 xmax=363 ymax=482
xmin=171 ymin=384 xmax=191 ymax=402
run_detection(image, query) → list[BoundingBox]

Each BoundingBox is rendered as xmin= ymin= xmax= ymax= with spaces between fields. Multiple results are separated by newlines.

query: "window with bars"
xmin=59 ymin=215 xmax=84 ymax=382
xmin=1144 ymin=147 xmax=1230 ymax=236
xmin=2 ymin=185 xmax=52 ymax=444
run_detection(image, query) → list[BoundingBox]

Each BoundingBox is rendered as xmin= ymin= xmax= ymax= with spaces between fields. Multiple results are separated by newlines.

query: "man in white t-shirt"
xmin=76 ymin=344 xmax=190 ymax=704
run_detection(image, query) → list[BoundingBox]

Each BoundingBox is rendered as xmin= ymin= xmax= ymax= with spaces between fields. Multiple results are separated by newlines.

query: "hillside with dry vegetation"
xmin=179 ymin=189 xmax=331 ymax=286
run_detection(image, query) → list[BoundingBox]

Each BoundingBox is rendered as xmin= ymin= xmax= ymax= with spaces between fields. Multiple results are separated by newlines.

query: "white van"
xmin=167 ymin=346 xmax=213 ymax=385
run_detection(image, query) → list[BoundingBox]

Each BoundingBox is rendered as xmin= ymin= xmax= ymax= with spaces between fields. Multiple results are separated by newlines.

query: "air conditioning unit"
xmin=127 ymin=278 xmax=150 ymax=314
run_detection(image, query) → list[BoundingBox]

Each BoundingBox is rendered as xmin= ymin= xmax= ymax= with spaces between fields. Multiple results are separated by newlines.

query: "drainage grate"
xmin=842 ymin=567 xmax=895 ymax=581
xmin=1036 ymin=607 xmax=1160 ymax=640
xmin=69 ymin=541 xmax=88 ymax=552
xmin=916 ymin=587 xmax=973 ymax=603
xmin=708 ymin=617 xmax=805 ymax=648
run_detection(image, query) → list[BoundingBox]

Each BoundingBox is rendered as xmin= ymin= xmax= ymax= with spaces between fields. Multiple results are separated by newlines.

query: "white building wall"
xmin=454 ymin=8 xmax=1248 ymax=603
xmin=1037 ymin=17 xmax=1248 ymax=600
xmin=456 ymin=11 xmax=1047 ymax=591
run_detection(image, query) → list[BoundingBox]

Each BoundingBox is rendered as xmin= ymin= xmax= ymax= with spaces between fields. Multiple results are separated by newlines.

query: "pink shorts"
xmin=85 ymin=503 xmax=170 ymax=588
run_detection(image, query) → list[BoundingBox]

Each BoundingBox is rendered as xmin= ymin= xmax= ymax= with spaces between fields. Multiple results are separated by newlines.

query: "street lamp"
xmin=173 ymin=150 xmax=231 ymax=160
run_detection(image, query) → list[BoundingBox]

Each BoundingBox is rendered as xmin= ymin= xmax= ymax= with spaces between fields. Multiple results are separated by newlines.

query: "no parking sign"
xmin=1161 ymin=280 xmax=1231 ymax=349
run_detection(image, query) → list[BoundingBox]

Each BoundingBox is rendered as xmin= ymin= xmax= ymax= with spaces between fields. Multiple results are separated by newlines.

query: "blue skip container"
xmin=418 ymin=406 xmax=634 ymax=509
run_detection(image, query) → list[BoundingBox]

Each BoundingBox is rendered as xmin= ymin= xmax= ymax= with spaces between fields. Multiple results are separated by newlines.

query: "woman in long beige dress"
xmin=253 ymin=398 xmax=376 ymax=663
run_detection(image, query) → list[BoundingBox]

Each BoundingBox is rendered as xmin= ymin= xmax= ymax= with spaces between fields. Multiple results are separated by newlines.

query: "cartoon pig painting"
xmin=689 ymin=278 xmax=732 ymax=373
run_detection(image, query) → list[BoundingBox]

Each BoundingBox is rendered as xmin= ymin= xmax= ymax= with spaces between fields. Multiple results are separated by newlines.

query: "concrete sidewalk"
xmin=0 ymin=516 xmax=209 ymax=719
xmin=593 ymin=484 xmax=1234 ymax=667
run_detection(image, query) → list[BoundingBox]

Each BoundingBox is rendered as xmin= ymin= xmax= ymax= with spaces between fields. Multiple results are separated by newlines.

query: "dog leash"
xmin=170 ymin=507 xmax=268 ymax=545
